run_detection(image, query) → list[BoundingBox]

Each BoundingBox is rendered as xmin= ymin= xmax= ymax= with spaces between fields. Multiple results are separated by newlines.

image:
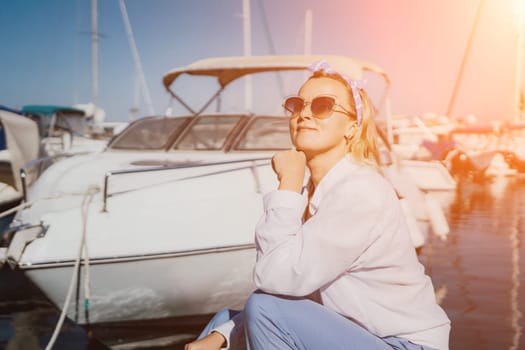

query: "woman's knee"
xmin=244 ymin=291 xmax=279 ymax=323
xmin=213 ymin=308 xmax=232 ymax=324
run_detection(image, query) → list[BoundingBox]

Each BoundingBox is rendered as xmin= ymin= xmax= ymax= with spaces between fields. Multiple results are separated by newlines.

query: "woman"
xmin=185 ymin=61 xmax=450 ymax=350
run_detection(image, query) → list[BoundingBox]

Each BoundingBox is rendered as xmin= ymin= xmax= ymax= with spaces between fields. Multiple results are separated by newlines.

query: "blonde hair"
xmin=305 ymin=72 xmax=381 ymax=167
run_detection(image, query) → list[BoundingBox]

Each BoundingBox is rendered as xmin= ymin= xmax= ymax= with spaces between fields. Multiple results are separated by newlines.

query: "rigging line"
xmin=446 ymin=0 xmax=485 ymax=116
xmin=107 ymin=161 xmax=270 ymax=200
xmin=256 ymin=0 xmax=285 ymax=98
xmin=256 ymin=0 xmax=277 ymax=54
xmin=118 ymin=0 xmax=155 ymax=115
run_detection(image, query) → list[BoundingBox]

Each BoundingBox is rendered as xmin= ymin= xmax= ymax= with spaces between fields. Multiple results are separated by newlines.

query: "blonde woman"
xmin=186 ymin=61 xmax=450 ymax=350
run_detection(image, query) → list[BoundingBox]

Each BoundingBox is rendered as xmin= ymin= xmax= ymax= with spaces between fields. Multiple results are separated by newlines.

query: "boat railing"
xmin=101 ymin=157 xmax=272 ymax=212
xmin=20 ymin=152 xmax=91 ymax=202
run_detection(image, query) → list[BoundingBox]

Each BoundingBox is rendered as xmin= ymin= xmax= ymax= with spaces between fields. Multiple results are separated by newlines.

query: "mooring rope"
xmin=44 ymin=185 xmax=99 ymax=350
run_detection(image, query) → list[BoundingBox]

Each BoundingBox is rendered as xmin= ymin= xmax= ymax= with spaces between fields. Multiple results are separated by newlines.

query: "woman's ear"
xmin=344 ymin=123 xmax=357 ymax=139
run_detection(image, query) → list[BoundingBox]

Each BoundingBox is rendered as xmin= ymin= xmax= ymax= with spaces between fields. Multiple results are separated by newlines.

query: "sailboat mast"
xmin=243 ymin=0 xmax=252 ymax=111
xmin=91 ymin=0 xmax=98 ymax=107
xmin=304 ymin=9 xmax=312 ymax=55
xmin=446 ymin=0 xmax=484 ymax=117
xmin=514 ymin=0 xmax=525 ymax=122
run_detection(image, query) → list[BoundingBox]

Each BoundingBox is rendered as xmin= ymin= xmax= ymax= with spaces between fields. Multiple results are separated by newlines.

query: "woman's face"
xmin=289 ymin=77 xmax=355 ymax=159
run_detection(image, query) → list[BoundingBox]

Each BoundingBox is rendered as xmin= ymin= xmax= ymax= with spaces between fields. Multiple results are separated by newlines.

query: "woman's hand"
xmin=184 ymin=331 xmax=226 ymax=350
xmin=272 ymin=149 xmax=306 ymax=193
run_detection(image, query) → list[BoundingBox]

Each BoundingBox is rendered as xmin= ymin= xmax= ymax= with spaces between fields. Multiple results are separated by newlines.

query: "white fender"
xmin=424 ymin=193 xmax=449 ymax=240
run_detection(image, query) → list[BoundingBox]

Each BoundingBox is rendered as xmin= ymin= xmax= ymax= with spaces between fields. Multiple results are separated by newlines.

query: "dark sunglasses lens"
xmin=311 ymin=96 xmax=335 ymax=118
xmin=284 ymin=97 xmax=304 ymax=116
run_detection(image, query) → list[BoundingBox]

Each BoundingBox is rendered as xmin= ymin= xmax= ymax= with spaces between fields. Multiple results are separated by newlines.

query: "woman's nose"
xmin=299 ymin=103 xmax=314 ymax=119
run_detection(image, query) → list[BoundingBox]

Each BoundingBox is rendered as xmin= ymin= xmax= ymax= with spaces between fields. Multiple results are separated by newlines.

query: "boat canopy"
xmin=21 ymin=105 xmax=88 ymax=138
xmin=0 ymin=105 xmax=22 ymax=115
xmin=162 ymin=55 xmax=394 ymax=141
xmin=0 ymin=110 xmax=39 ymax=191
xmin=21 ymin=105 xmax=85 ymax=116
xmin=163 ymin=55 xmax=390 ymax=90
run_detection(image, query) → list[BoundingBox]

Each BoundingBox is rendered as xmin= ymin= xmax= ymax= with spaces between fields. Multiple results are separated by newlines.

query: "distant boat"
xmin=1 ymin=55 xmax=450 ymax=327
xmin=0 ymin=107 xmax=39 ymax=232
xmin=429 ymin=122 xmax=525 ymax=180
xmin=20 ymin=104 xmax=126 ymax=157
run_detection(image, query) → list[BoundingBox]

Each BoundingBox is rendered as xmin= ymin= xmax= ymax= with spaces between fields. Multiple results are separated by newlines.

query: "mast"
xmin=304 ymin=9 xmax=312 ymax=55
xmin=243 ymin=0 xmax=252 ymax=110
xmin=91 ymin=0 xmax=98 ymax=107
xmin=446 ymin=0 xmax=484 ymax=117
xmin=514 ymin=0 xmax=525 ymax=122
xmin=256 ymin=0 xmax=284 ymax=98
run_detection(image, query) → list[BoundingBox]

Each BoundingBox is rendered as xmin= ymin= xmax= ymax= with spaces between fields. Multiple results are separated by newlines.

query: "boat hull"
xmin=23 ymin=246 xmax=256 ymax=324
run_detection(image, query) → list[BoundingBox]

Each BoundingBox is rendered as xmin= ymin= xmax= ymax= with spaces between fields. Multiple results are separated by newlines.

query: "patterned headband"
xmin=308 ymin=60 xmax=364 ymax=127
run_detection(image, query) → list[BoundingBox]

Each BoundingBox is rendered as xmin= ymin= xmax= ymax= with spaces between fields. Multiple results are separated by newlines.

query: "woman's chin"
xmin=293 ymin=134 xmax=319 ymax=148
xmin=293 ymin=141 xmax=312 ymax=151
xmin=294 ymin=144 xmax=317 ymax=157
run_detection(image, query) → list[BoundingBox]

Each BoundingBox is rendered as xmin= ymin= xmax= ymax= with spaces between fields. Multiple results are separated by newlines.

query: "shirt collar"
xmin=305 ymin=155 xmax=360 ymax=216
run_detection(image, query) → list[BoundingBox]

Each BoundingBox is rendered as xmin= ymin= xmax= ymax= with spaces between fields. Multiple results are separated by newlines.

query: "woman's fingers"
xmin=273 ymin=149 xmax=306 ymax=192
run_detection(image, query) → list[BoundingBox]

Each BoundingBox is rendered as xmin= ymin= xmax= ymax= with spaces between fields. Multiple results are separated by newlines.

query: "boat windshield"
xmin=109 ymin=115 xmax=293 ymax=152
xmin=235 ymin=117 xmax=291 ymax=150
xmin=110 ymin=117 xmax=188 ymax=150
xmin=173 ymin=116 xmax=242 ymax=150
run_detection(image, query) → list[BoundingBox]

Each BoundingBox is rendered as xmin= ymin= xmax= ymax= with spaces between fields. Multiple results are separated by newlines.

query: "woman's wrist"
xmin=209 ymin=331 xmax=226 ymax=348
xmin=278 ymin=177 xmax=303 ymax=193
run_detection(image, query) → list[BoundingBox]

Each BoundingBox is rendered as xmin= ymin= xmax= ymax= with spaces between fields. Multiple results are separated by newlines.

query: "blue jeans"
xmin=198 ymin=291 xmax=435 ymax=350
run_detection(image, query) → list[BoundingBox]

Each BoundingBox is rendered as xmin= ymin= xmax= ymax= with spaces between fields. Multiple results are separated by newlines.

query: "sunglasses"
xmin=282 ymin=95 xmax=353 ymax=120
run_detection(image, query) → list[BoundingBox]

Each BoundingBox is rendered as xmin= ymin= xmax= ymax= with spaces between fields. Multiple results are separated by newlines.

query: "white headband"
xmin=308 ymin=60 xmax=365 ymax=127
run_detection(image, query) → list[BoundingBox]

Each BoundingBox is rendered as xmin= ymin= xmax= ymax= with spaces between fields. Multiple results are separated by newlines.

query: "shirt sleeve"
xmin=254 ymin=184 xmax=383 ymax=296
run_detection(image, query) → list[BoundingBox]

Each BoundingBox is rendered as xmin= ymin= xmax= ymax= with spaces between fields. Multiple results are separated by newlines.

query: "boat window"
xmin=55 ymin=111 xmax=87 ymax=136
xmin=235 ymin=117 xmax=292 ymax=150
xmin=0 ymin=122 xmax=14 ymax=188
xmin=110 ymin=117 xmax=188 ymax=150
xmin=174 ymin=116 xmax=241 ymax=150
xmin=0 ymin=122 xmax=5 ymax=150
xmin=0 ymin=161 xmax=15 ymax=189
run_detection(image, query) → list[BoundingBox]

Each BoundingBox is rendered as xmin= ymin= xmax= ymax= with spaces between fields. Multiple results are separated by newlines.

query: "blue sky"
xmin=0 ymin=0 xmax=521 ymax=122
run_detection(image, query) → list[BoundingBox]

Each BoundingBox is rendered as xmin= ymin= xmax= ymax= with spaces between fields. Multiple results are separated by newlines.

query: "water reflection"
xmin=0 ymin=268 xmax=108 ymax=350
xmin=423 ymin=176 xmax=525 ymax=349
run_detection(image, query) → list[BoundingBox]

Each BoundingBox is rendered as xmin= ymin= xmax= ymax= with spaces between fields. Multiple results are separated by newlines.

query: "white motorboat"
xmin=383 ymin=113 xmax=457 ymax=192
xmin=435 ymin=122 xmax=525 ymax=180
xmin=0 ymin=55 xmax=449 ymax=326
xmin=21 ymin=104 xmax=126 ymax=157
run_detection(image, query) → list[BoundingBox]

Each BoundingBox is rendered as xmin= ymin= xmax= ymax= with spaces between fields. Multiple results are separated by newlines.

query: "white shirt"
xmin=216 ymin=155 xmax=450 ymax=349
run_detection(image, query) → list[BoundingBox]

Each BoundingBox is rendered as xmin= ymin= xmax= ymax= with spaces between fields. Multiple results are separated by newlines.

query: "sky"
xmin=0 ymin=0 xmax=523 ymax=123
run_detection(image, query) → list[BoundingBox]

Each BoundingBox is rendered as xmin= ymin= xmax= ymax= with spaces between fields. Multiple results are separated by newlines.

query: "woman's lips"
xmin=297 ymin=125 xmax=317 ymax=131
